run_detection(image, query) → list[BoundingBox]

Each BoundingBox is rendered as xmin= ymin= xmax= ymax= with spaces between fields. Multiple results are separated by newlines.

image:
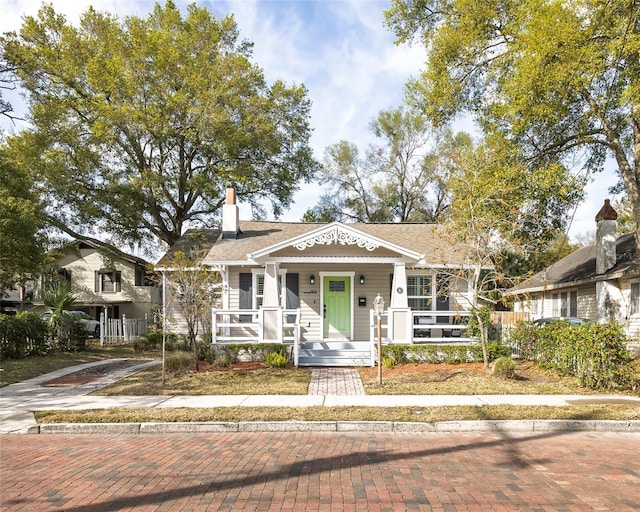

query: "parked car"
xmin=533 ymin=317 xmax=592 ymax=327
xmin=43 ymin=310 xmax=100 ymax=337
xmin=69 ymin=311 xmax=100 ymax=337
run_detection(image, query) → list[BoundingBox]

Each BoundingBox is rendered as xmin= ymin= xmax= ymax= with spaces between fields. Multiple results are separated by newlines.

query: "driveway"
xmin=1 ymin=430 xmax=639 ymax=511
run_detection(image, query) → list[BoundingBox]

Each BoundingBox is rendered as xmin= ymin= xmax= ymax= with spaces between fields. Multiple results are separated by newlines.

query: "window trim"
xmin=95 ymin=270 xmax=121 ymax=293
xmin=407 ymin=274 xmax=434 ymax=312
xmin=552 ymin=289 xmax=578 ymax=317
xmin=630 ymin=281 xmax=640 ymax=317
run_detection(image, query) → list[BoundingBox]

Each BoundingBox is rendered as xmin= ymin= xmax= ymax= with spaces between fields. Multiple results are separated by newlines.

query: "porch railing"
xmin=410 ymin=310 xmax=474 ymax=343
xmin=210 ymin=308 xmax=301 ymax=364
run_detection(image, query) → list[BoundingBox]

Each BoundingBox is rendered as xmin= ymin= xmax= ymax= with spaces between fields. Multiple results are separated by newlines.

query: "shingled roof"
xmin=156 ymin=221 xmax=478 ymax=268
xmin=511 ymin=232 xmax=639 ymax=293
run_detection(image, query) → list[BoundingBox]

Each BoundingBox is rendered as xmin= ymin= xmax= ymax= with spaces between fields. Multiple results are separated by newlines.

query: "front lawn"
xmin=35 ymin=403 xmax=640 ymax=424
xmin=0 ymin=344 xmax=161 ymax=387
xmin=359 ymin=361 xmax=611 ymax=395
xmin=96 ymin=362 xmax=312 ymax=396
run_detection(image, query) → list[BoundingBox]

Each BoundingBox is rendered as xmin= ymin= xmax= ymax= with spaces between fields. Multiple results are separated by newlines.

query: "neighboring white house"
xmin=157 ymin=188 xmax=490 ymax=366
xmin=10 ymin=238 xmax=161 ymax=323
xmin=510 ymin=199 xmax=640 ymax=351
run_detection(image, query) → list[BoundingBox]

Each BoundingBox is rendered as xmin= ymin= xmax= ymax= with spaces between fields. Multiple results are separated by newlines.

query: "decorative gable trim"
xmin=293 ymin=225 xmax=379 ymax=251
xmin=248 ymin=222 xmax=422 ymax=262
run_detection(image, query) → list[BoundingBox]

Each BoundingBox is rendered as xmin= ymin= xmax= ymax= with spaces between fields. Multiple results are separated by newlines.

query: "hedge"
xmin=380 ymin=342 xmax=510 ymax=365
xmin=0 ymin=312 xmax=49 ymax=359
xmin=508 ymin=320 xmax=636 ymax=390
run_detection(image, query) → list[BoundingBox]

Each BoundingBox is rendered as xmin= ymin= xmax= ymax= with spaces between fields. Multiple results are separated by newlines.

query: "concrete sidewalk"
xmin=2 ymin=359 xmax=640 ymax=434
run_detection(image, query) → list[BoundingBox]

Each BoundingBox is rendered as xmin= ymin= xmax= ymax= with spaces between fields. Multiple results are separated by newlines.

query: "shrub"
xmin=133 ymin=337 xmax=151 ymax=353
xmin=493 ymin=356 xmax=516 ymax=379
xmin=382 ymin=355 xmax=396 ymax=368
xmin=55 ymin=317 xmax=88 ymax=352
xmin=380 ymin=343 xmax=507 ymax=365
xmin=198 ymin=343 xmax=293 ymax=366
xmin=266 ymin=351 xmax=288 ymax=368
xmin=139 ymin=332 xmax=163 ymax=349
xmin=508 ymin=320 xmax=636 ymax=390
xmin=164 ymin=351 xmax=193 ymax=374
xmin=0 ymin=312 xmax=49 ymax=358
xmin=213 ymin=350 xmax=234 ymax=367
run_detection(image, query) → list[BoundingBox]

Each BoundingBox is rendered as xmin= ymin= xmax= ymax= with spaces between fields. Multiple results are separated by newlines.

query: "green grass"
xmin=6 ymin=348 xmax=640 ymax=425
xmin=96 ymin=365 xmax=312 ymax=396
xmin=35 ymin=403 xmax=640 ymax=424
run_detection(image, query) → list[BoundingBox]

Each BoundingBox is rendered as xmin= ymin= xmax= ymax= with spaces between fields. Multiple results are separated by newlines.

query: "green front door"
xmin=323 ymin=276 xmax=351 ymax=339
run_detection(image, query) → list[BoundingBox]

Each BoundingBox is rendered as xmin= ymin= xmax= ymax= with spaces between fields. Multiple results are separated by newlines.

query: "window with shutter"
xmin=285 ymin=273 xmax=299 ymax=323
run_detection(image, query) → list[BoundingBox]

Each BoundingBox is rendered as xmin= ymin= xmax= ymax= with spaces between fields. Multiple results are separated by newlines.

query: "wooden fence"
xmin=490 ymin=311 xmax=530 ymax=343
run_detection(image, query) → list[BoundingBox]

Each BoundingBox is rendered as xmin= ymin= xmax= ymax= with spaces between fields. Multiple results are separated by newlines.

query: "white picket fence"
xmin=100 ymin=314 xmax=151 ymax=346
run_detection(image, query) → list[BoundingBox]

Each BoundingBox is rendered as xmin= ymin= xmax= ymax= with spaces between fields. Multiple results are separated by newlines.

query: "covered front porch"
xmin=210 ymin=306 xmax=475 ymax=367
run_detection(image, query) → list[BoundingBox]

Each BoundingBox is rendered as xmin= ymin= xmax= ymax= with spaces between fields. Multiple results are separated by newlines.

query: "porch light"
xmin=309 ymin=274 xmax=315 ymax=285
xmin=359 ymin=275 xmax=365 ymax=285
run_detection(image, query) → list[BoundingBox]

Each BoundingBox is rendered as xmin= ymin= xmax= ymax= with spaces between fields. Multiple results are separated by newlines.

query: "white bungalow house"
xmin=510 ymin=199 xmax=640 ymax=352
xmin=157 ymin=188 xmax=487 ymax=366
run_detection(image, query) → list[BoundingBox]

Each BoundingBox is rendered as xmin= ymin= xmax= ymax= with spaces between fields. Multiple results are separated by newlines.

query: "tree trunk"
xmin=478 ymin=316 xmax=489 ymax=370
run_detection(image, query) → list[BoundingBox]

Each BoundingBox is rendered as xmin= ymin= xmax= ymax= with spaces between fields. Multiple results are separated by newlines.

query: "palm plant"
xmin=40 ymin=280 xmax=77 ymax=336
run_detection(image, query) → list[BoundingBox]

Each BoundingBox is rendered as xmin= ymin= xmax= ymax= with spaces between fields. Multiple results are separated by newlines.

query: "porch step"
xmin=298 ymin=341 xmax=372 ymax=367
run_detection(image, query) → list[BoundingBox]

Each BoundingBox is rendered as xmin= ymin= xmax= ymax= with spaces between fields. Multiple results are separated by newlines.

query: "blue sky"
xmin=1 ymin=0 xmax=618 ymax=241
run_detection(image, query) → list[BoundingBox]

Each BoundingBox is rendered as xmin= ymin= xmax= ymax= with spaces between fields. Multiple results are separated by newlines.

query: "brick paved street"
xmin=1 ymin=431 xmax=638 ymax=511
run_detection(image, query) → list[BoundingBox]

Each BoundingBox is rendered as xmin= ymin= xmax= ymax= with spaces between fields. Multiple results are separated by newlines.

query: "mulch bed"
xmin=41 ymin=359 xmax=152 ymax=387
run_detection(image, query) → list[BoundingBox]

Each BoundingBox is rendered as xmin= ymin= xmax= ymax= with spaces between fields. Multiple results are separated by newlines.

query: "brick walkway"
xmin=308 ymin=368 xmax=366 ymax=395
xmin=1 ymin=431 xmax=638 ymax=511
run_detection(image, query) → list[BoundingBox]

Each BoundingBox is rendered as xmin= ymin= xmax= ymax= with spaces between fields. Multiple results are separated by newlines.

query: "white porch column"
xmin=261 ymin=261 xmax=282 ymax=342
xmin=388 ymin=262 xmax=411 ymax=343
xmin=262 ymin=261 xmax=280 ymax=306
xmin=390 ymin=262 xmax=408 ymax=308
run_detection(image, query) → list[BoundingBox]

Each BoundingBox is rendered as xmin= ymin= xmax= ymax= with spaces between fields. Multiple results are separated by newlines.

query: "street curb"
xmin=29 ymin=419 xmax=640 ymax=435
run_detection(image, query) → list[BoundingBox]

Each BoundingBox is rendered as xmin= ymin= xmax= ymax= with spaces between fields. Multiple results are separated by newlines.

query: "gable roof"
xmin=511 ymin=232 xmax=639 ymax=293
xmin=247 ymin=222 xmax=423 ymax=261
xmin=157 ymin=221 xmax=475 ymax=267
xmin=54 ymin=237 xmax=151 ymax=268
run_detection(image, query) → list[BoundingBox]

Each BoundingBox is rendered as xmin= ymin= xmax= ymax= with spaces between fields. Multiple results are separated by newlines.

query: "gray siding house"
xmin=157 ymin=188 xmax=488 ymax=366
xmin=510 ymin=200 xmax=640 ymax=351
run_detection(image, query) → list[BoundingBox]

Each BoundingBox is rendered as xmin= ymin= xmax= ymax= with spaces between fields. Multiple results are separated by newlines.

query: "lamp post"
xmin=373 ymin=293 xmax=385 ymax=386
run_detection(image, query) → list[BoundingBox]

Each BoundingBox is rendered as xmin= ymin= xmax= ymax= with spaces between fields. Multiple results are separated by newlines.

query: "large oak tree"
xmin=386 ymin=0 xmax=640 ymax=255
xmin=2 ymin=1 xmax=318 ymax=248
xmin=0 ymin=146 xmax=46 ymax=296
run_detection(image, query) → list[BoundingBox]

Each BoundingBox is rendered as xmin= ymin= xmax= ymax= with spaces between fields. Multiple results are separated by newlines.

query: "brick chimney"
xmin=222 ymin=187 xmax=240 ymax=239
xmin=595 ymin=199 xmax=617 ymax=274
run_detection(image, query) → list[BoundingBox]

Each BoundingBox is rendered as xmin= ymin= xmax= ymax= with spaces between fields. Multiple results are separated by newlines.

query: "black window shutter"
xmin=115 ymin=271 xmax=122 ymax=292
xmin=436 ymin=274 xmax=450 ymax=324
xmin=390 ymin=273 xmax=394 ymax=300
xmin=285 ymin=273 xmax=299 ymax=323
xmin=239 ymin=272 xmax=252 ymax=322
xmin=95 ymin=271 xmax=100 ymax=292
